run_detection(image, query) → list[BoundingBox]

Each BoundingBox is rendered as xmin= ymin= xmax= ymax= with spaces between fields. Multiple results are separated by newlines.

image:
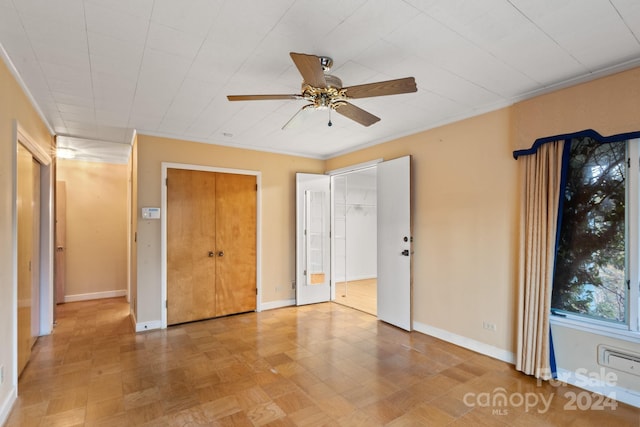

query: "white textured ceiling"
xmin=1 ymin=0 xmax=640 ymax=162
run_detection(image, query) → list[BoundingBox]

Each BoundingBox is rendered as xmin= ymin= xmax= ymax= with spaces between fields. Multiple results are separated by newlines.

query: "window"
xmin=552 ymin=136 xmax=639 ymax=332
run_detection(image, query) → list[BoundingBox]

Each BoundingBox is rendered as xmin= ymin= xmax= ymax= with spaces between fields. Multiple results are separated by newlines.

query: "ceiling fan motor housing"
xmin=300 ymin=74 xmax=343 ymax=91
xmin=324 ymin=74 xmax=342 ymax=89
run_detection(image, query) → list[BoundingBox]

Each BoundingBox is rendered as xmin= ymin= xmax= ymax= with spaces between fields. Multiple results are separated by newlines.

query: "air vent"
xmin=598 ymin=345 xmax=640 ymax=377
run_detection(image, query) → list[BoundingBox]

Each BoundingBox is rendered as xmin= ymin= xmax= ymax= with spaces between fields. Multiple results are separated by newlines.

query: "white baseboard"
xmin=64 ymin=289 xmax=126 ymax=303
xmin=135 ymin=319 xmax=162 ymax=332
xmin=260 ymin=299 xmax=295 ymax=311
xmin=413 ymin=321 xmax=516 ymax=364
xmin=127 ymin=305 xmax=159 ymax=333
xmin=556 ymin=368 xmax=640 ymax=408
xmin=0 ymin=387 xmax=17 ymax=427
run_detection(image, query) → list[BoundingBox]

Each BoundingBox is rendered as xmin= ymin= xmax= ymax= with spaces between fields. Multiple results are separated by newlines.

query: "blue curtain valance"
xmin=513 ymin=129 xmax=640 ymax=159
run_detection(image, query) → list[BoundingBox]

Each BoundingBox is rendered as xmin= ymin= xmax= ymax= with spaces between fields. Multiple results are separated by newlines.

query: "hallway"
xmin=6 ymin=298 xmax=639 ymax=426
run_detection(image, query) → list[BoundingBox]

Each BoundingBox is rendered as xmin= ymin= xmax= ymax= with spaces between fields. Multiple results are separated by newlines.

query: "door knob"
xmin=218 ymin=251 xmax=224 ymax=257
xmin=401 ymin=249 xmax=410 ymax=256
xmin=208 ymin=251 xmax=215 ymax=257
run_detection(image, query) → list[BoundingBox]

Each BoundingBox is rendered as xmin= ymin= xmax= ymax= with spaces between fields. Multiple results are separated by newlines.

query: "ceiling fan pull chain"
xmin=328 ymin=108 xmax=332 ymax=127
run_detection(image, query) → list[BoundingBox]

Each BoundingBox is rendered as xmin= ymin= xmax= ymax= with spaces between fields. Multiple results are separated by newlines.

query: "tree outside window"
xmin=552 ymin=137 xmax=627 ymax=323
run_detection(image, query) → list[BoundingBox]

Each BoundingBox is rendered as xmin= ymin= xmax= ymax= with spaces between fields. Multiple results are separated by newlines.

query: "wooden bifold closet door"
xmin=167 ymin=168 xmax=256 ymax=325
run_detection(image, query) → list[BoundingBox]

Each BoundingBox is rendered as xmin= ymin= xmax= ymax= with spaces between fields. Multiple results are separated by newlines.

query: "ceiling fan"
xmin=227 ymin=52 xmax=417 ymax=128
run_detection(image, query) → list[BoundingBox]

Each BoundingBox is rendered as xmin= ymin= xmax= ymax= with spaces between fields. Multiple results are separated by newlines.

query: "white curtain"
xmin=515 ymin=141 xmax=565 ymax=379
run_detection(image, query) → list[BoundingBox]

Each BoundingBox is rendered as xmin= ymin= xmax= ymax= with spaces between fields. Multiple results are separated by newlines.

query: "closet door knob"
xmin=208 ymin=251 xmax=215 ymax=257
xmin=218 ymin=251 xmax=224 ymax=257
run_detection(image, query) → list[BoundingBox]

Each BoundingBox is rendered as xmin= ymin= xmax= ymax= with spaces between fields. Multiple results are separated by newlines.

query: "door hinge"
xmin=165 ymin=300 xmax=168 ymax=309
xmin=166 ymin=178 xmax=168 ymax=186
xmin=255 ymin=184 xmax=258 ymax=191
xmin=304 ymin=269 xmax=307 ymax=276
xmin=628 ymin=158 xmax=631 ymax=168
xmin=256 ymin=288 xmax=258 ymax=295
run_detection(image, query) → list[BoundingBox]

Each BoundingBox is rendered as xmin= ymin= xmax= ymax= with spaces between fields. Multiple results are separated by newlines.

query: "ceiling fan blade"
xmin=282 ymin=105 xmax=315 ymax=130
xmin=290 ymin=52 xmax=327 ymax=88
xmin=334 ymin=102 xmax=380 ymax=127
xmin=343 ymin=77 xmax=417 ymax=99
xmin=227 ymin=94 xmax=301 ymax=101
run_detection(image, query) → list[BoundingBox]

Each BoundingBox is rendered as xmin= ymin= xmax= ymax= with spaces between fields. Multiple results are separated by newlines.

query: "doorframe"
xmin=327 ymin=159 xmax=382 ymax=302
xmin=160 ymin=162 xmax=262 ymax=328
xmin=295 ymin=173 xmax=332 ymax=305
xmin=11 ymin=121 xmax=53 ymax=391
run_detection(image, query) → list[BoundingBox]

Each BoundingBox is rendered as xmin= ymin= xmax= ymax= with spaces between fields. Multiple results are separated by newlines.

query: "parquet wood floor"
xmin=6 ymin=297 xmax=639 ymax=426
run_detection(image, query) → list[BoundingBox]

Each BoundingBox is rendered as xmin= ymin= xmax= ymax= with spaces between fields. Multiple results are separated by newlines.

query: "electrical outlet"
xmin=483 ymin=321 xmax=497 ymax=332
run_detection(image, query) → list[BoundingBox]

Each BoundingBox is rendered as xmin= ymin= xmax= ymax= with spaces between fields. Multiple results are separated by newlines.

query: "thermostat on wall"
xmin=142 ymin=207 xmax=161 ymax=219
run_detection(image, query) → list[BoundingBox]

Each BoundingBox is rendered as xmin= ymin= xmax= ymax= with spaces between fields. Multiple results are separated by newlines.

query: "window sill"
xmin=550 ymin=315 xmax=640 ymax=344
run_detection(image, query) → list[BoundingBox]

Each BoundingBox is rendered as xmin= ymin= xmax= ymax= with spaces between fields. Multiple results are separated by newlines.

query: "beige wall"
xmin=327 ymin=108 xmax=519 ymax=354
xmin=56 ymin=160 xmax=128 ymax=299
xmin=0 ymin=58 xmax=52 ymax=421
xmin=134 ymin=135 xmax=324 ymax=324
xmin=551 ymin=326 xmax=639 ymax=392
xmin=513 ymin=67 xmax=640 ymax=151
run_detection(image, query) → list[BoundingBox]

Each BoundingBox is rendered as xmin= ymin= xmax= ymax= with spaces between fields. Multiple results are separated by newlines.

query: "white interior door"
xmin=296 ymin=173 xmax=331 ymax=305
xmin=377 ymin=156 xmax=412 ymax=330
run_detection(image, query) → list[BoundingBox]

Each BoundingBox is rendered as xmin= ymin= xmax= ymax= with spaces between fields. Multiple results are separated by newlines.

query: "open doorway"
xmin=332 ymin=167 xmax=377 ymax=315
xmin=297 ymin=156 xmax=411 ymax=329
